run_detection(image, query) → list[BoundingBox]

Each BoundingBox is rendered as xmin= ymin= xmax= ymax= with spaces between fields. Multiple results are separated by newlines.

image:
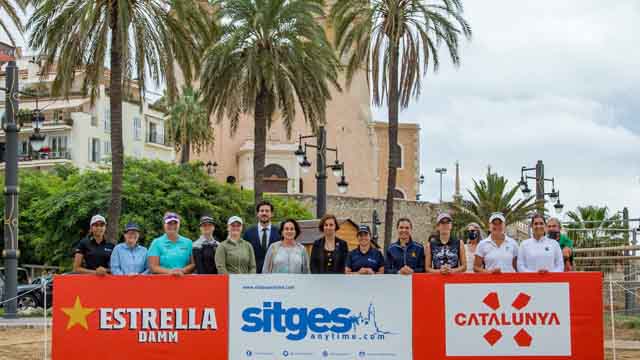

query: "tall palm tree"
xmin=451 ymin=173 xmax=540 ymax=232
xmin=200 ymin=0 xmax=341 ymax=208
xmin=166 ymin=86 xmax=214 ymax=164
xmin=28 ymin=0 xmax=204 ymax=242
xmin=565 ymin=206 xmax=623 ymax=248
xmin=0 ymin=0 xmax=27 ymax=46
xmin=330 ymin=0 xmax=471 ymax=249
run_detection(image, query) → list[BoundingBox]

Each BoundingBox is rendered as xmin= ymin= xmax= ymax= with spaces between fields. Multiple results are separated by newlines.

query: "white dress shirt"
xmin=476 ymin=236 xmax=519 ymax=273
xmin=517 ymin=236 xmax=564 ymax=273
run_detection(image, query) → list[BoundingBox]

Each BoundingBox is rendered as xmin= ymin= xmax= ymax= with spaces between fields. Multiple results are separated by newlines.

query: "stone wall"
xmin=274 ymin=194 xmax=441 ymax=244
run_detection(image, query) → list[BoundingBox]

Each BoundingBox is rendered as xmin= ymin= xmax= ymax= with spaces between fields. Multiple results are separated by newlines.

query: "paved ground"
xmin=0 ymin=317 xmax=51 ymax=329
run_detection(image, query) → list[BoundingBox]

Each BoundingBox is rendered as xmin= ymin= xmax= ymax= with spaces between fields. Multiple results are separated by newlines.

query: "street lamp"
xmin=435 ymin=168 xmax=447 ymax=203
xmin=295 ymin=126 xmax=348 ymax=217
xmin=29 ymin=110 xmax=46 ymax=155
xmin=204 ymin=160 xmax=218 ymax=175
xmin=416 ymin=174 xmax=425 ymax=200
xmin=519 ymin=160 xmax=564 ymax=214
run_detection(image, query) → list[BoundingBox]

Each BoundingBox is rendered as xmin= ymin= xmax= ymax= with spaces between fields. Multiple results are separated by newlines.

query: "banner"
xmin=52 ymin=275 xmax=228 ymax=360
xmin=229 ymin=275 xmax=413 ymax=360
xmin=413 ymin=273 xmax=603 ymax=360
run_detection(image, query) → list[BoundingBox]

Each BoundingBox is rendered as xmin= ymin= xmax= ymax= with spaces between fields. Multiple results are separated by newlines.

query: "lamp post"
xmin=295 ymin=126 xmax=348 ymax=217
xmin=2 ymin=60 xmax=19 ymax=318
xmin=435 ymin=168 xmax=447 ymax=204
xmin=518 ymin=160 xmax=564 ymax=214
xmin=416 ymin=174 xmax=425 ymax=201
xmin=204 ymin=160 xmax=218 ymax=176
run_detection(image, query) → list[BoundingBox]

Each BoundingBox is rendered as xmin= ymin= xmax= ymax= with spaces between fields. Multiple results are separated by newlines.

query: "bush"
xmin=1 ymin=159 xmax=312 ymax=269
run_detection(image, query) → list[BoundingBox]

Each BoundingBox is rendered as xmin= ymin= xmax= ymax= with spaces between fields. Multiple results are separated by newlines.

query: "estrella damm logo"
xmin=240 ymin=301 xmax=393 ymax=341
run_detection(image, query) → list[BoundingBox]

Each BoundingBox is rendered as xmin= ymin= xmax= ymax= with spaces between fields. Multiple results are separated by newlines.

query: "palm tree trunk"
xmin=180 ymin=141 xmax=190 ymax=164
xmin=106 ymin=2 xmax=123 ymax=244
xmin=253 ymin=85 xmax=269 ymax=209
xmin=383 ymin=43 xmax=400 ymax=250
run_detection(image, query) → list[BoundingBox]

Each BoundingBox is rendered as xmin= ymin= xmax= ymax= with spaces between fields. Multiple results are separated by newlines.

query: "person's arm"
xmin=148 ymin=256 xmax=172 ymax=274
xmin=345 ymin=252 xmax=353 ymax=274
xmin=424 ymin=243 xmax=438 ymax=273
xmin=512 ymin=242 xmax=519 ymax=272
xmin=110 ymin=246 xmax=123 ymax=275
xmin=183 ymin=256 xmax=196 ymax=274
xmin=452 ymin=241 xmax=466 ymax=273
xmin=338 ymin=241 xmax=349 ymax=273
xmin=301 ymin=247 xmax=310 ymax=274
xmin=516 ymin=242 xmax=531 ymax=273
xmin=473 ymin=255 xmax=490 ymax=273
xmin=553 ymin=242 xmax=565 ymax=272
xmin=384 ymin=248 xmax=398 ymax=274
xmin=248 ymin=243 xmax=257 ymax=274
xmin=73 ymin=241 xmax=98 ymax=274
xmin=415 ymin=246 xmax=425 ymax=273
xmin=309 ymin=242 xmax=321 ymax=274
xmin=215 ymin=244 xmax=228 ymax=274
xmin=141 ymin=250 xmax=150 ymax=275
xmin=262 ymin=244 xmax=274 ymax=273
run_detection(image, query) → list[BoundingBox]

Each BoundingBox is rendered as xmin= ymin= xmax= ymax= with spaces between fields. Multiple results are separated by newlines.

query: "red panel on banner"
xmin=52 ymin=275 xmax=228 ymax=360
xmin=413 ymin=272 xmax=603 ymax=360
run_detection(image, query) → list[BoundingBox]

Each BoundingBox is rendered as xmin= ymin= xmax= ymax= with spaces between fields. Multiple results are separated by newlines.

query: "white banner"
xmin=444 ymin=282 xmax=571 ymax=356
xmin=229 ymin=275 xmax=412 ymax=360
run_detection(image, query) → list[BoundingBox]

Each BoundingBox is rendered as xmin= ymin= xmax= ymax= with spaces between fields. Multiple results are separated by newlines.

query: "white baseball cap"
xmin=227 ymin=216 xmax=243 ymax=225
xmin=489 ymin=212 xmax=506 ymax=223
xmin=90 ymin=214 xmax=106 ymax=226
xmin=436 ymin=212 xmax=453 ymax=224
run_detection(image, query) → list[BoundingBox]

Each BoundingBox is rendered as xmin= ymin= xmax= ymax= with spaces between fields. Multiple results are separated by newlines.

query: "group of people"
xmin=73 ymin=200 xmax=574 ymax=276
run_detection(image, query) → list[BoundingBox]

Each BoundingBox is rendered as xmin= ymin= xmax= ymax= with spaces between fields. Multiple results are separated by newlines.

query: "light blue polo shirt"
xmin=148 ymin=234 xmax=193 ymax=270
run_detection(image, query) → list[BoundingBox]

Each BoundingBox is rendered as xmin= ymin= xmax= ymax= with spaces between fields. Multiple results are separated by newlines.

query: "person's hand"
xmin=440 ymin=265 xmax=451 ymax=275
xmin=365 ymin=268 xmax=375 ymax=275
xmin=538 ymin=269 xmax=549 ymax=274
xmin=399 ymin=266 xmax=414 ymax=275
xmin=563 ymin=247 xmax=572 ymax=259
xmin=490 ymin=268 xmax=502 ymax=274
xmin=170 ymin=269 xmax=185 ymax=277
xmin=95 ymin=267 xmax=108 ymax=276
xmin=359 ymin=268 xmax=369 ymax=274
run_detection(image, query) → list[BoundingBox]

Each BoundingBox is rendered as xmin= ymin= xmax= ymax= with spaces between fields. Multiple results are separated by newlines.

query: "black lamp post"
xmin=519 ymin=160 xmax=564 ymax=214
xmin=295 ymin=126 xmax=348 ymax=217
xmin=416 ymin=174 xmax=425 ymax=200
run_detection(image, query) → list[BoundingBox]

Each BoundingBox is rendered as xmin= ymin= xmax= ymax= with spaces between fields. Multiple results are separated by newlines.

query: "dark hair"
xmin=256 ymin=200 xmax=274 ymax=213
xmin=530 ymin=213 xmax=546 ymax=225
xmin=396 ymin=217 xmax=413 ymax=228
xmin=318 ymin=214 xmax=340 ymax=232
xmin=279 ymin=218 xmax=301 ymax=240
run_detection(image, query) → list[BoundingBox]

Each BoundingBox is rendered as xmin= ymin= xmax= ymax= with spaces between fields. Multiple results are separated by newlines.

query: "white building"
xmin=0 ymin=47 xmax=175 ymax=171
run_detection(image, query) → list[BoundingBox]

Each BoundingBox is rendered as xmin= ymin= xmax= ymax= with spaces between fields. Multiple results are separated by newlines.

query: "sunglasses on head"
xmin=438 ymin=219 xmax=452 ymax=224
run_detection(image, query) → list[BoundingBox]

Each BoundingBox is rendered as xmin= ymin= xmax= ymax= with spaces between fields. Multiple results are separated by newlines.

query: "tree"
xmin=166 ymin=86 xmax=215 ymax=164
xmin=565 ymin=206 xmax=623 ymax=248
xmin=28 ymin=0 xmax=204 ymax=242
xmin=15 ymin=159 xmax=312 ymax=268
xmin=0 ymin=0 xmax=26 ymax=46
xmin=451 ymin=173 xmax=540 ymax=232
xmin=200 ymin=0 xmax=341 ymax=209
xmin=330 ymin=0 xmax=471 ymax=249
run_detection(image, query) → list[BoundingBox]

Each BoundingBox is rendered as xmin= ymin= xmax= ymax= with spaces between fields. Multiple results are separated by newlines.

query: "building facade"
xmin=0 ymin=48 xmax=175 ymax=171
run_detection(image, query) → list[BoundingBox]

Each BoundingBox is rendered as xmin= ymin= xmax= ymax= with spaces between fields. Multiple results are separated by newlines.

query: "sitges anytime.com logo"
xmin=241 ymin=301 xmax=393 ymax=341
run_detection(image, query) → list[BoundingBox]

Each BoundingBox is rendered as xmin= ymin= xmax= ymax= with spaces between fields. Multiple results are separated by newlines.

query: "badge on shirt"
xmin=545 ymin=247 xmax=550 ymax=251
xmin=411 ymin=251 xmax=416 ymax=257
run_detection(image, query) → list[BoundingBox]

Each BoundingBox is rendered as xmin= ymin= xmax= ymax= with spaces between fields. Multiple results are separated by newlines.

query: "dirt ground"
xmin=1 ymin=328 xmax=639 ymax=360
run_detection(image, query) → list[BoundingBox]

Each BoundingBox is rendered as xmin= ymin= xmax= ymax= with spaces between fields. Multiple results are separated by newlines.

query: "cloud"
xmin=373 ymin=0 xmax=640 ymax=220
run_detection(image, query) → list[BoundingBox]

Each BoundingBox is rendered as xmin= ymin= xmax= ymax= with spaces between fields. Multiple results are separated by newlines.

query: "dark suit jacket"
xmin=310 ymin=237 xmax=349 ymax=274
xmin=243 ymin=224 xmax=280 ymax=273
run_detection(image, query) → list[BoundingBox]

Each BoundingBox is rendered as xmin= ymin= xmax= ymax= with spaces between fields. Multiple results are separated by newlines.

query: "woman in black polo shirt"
xmin=310 ymin=214 xmax=348 ymax=273
xmin=73 ymin=214 xmax=115 ymax=275
xmin=345 ymin=225 xmax=384 ymax=274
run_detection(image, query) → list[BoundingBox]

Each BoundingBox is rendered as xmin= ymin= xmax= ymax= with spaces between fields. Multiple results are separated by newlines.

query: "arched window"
xmin=393 ymin=188 xmax=406 ymax=199
xmin=263 ymin=164 xmax=288 ymax=193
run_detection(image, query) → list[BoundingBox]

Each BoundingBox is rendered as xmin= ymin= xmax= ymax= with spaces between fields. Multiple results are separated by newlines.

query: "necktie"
xmin=261 ymin=228 xmax=268 ymax=250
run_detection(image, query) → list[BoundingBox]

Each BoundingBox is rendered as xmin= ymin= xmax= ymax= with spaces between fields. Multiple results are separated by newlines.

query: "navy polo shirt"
xmin=346 ymin=247 xmax=385 ymax=272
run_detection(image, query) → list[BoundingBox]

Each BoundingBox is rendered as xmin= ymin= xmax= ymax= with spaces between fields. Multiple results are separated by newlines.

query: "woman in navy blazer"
xmin=310 ymin=214 xmax=348 ymax=274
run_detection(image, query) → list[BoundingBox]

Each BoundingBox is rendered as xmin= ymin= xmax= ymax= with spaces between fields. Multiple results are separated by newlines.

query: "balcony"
xmin=0 ymin=151 xmax=73 ymax=171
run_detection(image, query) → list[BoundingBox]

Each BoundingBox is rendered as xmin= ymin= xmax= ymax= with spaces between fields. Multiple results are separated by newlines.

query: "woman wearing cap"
xmin=474 ymin=212 xmax=519 ymax=273
xmin=110 ymin=222 xmax=148 ymax=275
xmin=215 ymin=216 xmax=256 ymax=274
xmin=426 ymin=213 xmax=467 ymax=274
xmin=193 ymin=215 xmax=220 ymax=274
xmin=345 ymin=225 xmax=385 ymax=274
xmin=73 ymin=214 xmax=114 ymax=275
xmin=517 ymin=214 xmax=564 ymax=273
xmin=148 ymin=212 xmax=195 ymax=276
xmin=465 ymin=223 xmax=484 ymax=273
xmin=310 ymin=214 xmax=348 ymax=274
xmin=263 ymin=219 xmax=310 ymax=274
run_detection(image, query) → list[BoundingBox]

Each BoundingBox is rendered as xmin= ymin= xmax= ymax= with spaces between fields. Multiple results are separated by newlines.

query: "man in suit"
xmin=243 ymin=201 xmax=280 ymax=273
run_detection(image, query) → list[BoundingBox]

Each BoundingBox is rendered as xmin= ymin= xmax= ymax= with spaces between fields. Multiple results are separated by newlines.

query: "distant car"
xmin=15 ymin=275 xmax=53 ymax=310
xmin=0 ymin=267 xmax=31 ymax=307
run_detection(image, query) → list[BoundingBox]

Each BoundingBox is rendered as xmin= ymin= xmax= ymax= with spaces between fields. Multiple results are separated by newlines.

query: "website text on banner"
xmin=52 ymin=275 xmax=228 ymax=360
xmin=230 ymin=275 xmax=412 ymax=360
xmin=413 ymin=272 xmax=603 ymax=360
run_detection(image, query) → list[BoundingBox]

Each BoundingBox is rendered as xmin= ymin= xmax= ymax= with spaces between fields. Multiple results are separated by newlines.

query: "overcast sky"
xmin=372 ymin=0 xmax=640 ymax=221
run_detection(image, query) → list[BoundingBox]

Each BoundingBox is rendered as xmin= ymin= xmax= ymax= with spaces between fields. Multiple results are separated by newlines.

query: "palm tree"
xmin=28 ymin=0 xmax=204 ymax=242
xmin=565 ymin=206 xmax=623 ymax=248
xmin=166 ymin=86 xmax=214 ymax=164
xmin=0 ymin=0 xmax=27 ymax=46
xmin=451 ymin=173 xmax=540 ymax=232
xmin=330 ymin=0 xmax=471 ymax=249
xmin=200 ymin=0 xmax=341 ymax=208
